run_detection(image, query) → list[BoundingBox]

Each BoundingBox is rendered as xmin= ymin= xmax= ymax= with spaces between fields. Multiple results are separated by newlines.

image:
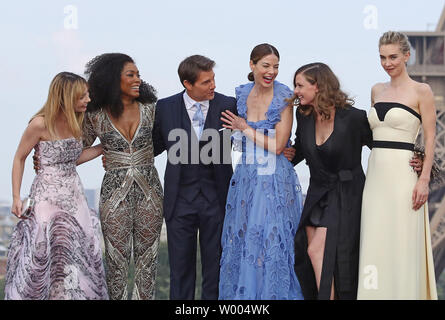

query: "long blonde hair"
xmin=32 ymin=72 xmax=87 ymax=139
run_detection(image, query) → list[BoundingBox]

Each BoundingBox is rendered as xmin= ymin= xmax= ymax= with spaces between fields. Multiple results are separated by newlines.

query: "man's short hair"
xmin=178 ymin=55 xmax=215 ymax=87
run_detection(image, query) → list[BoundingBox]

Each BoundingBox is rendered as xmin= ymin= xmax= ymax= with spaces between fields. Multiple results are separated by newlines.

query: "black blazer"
xmin=152 ymin=91 xmax=237 ymax=221
xmin=292 ymin=105 xmax=372 ymax=300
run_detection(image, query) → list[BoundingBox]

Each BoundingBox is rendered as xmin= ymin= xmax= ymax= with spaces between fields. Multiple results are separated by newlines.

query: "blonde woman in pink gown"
xmin=5 ymin=72 xmax=108 ymax=300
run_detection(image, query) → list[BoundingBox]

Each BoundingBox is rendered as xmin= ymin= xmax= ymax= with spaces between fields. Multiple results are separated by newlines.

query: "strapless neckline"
xmin=39 ymin=137 xmax=77 ymax=144
xmin=373 ymin=102 xmax=421 ymax=122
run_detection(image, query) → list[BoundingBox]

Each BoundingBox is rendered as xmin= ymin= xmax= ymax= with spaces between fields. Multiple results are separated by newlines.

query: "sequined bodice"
xmin=36 ymin=138 xmax=81 ymax=173
xmin=82 ymin=102 xmax=163 ymax=216
xmin=29 ymin=138 xmax=85 ymax=214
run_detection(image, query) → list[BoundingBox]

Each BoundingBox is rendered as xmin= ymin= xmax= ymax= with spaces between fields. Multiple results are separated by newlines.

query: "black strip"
xmin=372 ymin=140 xmax=414 ymax=151
xmin=374 ymin=102 xmax=422 ymax=122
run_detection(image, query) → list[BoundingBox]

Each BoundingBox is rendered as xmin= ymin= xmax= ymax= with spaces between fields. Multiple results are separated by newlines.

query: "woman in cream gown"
xmin=357 ymin=31 xmax=437 ymax=300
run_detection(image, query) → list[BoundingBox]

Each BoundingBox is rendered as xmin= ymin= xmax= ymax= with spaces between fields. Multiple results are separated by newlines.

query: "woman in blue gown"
xmin=218 ymin=43 xmax=304 ymax=300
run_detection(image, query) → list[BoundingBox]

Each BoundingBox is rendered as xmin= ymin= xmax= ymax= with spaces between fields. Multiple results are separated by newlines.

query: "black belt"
xmin=372 ymin=140 xmax=414 ymax=151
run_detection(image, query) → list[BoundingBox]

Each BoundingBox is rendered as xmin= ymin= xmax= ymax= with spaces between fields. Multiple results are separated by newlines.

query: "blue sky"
xmin=1 ymin=0 xmax=444 ymax=202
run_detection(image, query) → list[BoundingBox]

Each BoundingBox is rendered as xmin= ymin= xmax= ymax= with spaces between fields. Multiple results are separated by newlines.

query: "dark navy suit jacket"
xmin=152 ymin=91 xmax=237 ymax=221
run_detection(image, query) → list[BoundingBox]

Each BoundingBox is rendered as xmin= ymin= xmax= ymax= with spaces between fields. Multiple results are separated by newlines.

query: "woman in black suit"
xmin=284 ymin=63 xmax=372 ymax=300
xmin=284 ymin=62 xmax=422 ymax=300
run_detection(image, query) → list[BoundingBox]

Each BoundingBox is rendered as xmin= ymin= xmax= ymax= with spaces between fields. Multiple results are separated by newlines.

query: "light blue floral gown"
xmin=219 ymin=81 xmax=304 ymax=300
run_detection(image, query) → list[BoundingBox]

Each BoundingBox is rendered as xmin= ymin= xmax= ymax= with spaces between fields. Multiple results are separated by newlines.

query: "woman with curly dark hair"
xmin=283 ymin=62 xmax=423 ymax=300
xmin=83 ymin=53 xmax=163 ymax=300
xmin=283 ymin=62 xmax=373 ymax=300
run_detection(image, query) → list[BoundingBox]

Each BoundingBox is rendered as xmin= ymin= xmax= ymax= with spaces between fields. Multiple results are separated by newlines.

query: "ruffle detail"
xmin=235 ymin=83 xmax=254 ymax=120
xmin=235 ymin=81 xmax=293 ymax=129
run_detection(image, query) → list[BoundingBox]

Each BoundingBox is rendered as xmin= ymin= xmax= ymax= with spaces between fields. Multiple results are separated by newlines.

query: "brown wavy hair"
xmin=289 ymin=62 xmax=354 ymax=120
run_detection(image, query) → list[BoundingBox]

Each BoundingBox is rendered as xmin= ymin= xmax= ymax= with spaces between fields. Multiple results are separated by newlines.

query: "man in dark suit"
xmin=153 ymin=55 xmax=237 ymax=300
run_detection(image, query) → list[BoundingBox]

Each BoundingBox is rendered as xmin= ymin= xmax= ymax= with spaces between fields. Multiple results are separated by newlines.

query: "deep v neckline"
xmin=105 ymin=103 xmax=142 ymax=145
xmin=244 ymin=82 xmax=275 ymax=123
xmin=313 ymin=112 xmax=336 ymax=147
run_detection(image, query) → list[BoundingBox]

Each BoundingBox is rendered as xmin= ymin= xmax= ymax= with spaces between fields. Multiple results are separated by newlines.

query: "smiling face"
xmin=74 ymin=86 xmax=90 ymax=113
xmin=294 ymin=73 xmax=318 ymax=106
xmin=120 ymin=62 xmax=141 ymax=99
xmin=379 ymin=44 xmax=410 ymax=78
xmin=183 ymin=69 xmax=216 ymax=101
xmin=250 ymin=54 xmax=279 ymax=88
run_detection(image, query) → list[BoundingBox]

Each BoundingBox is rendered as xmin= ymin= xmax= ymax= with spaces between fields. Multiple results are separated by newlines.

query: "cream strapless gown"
xmin=357 ymin=102 xmax=437 ymax=300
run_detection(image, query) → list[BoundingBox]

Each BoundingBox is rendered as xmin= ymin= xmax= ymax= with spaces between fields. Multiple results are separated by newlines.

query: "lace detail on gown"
xmin=219 ymin=81 xmax=304 ymax=300
xmin=5 ymin=138 xmax=108 ymax=300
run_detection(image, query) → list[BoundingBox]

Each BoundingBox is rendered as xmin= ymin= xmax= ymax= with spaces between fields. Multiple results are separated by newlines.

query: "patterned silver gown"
xmin=5 ymin=138 xmax=108 ymax=300
xmin=83 ymin=102 xmax=163 ymax=300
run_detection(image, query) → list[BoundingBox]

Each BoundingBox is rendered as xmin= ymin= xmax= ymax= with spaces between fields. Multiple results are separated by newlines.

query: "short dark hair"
xmin=85 ymin=53 xmax=157 ymax=118
xmin=178 ymin=55 xmax=215 ymax=87
xmin=248 ymin=43 xmax=280 ymax=81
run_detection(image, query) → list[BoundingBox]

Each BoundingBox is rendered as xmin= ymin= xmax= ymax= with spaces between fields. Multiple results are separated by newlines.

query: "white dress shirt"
xmin=183 ymin=91 xmax=209 ymax=138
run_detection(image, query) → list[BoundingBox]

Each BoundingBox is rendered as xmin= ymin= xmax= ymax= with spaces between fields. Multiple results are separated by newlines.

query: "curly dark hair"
xmin=84 ymin=53 xmax=157 ymax=118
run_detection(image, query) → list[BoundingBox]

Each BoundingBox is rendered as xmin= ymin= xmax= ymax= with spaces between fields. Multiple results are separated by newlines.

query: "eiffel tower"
xmin=403 ymin=7 xmax=445 ymax=280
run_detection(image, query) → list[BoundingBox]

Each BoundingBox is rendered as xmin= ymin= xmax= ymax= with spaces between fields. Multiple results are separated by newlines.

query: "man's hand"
xmin=283 ymin=147 xmax=296 ymax=162
xmin=410 ymin=155 xmax=423 ymax=176
xmin=33 ymin=150 xmax=40 ymax=173
xmin=102 ymin=155 xmax=106 ymax=170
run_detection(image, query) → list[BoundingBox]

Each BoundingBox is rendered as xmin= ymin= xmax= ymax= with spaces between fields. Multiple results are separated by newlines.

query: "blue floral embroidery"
xmin=219 ymin=82 xmax=304 ymax=300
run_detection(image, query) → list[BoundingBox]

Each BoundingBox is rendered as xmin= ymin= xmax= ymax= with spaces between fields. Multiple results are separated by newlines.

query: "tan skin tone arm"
xmin=221 ymin=105 xmax=293 ymax=155
xmin=412 ymin=84 xmax=436 ymax=210
xmin=76 ymin=144 xmax=103 ymax=166
xmin=12 ymin=118 xmax=46 ymax=218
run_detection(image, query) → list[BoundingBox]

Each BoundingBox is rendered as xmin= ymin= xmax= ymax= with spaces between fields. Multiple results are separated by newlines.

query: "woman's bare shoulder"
xmin=27 ymin=115 xmax=52 ymax=141
xmin=371 ymin=82 xmax=387 ymax=94
xmin=28 ymin=115 xmax=46 ymax=130
xmin=413 ymin=80 xmax=433 ymax=96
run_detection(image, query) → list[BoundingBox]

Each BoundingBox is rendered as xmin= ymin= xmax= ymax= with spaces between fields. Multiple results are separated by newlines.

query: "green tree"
xmin=0 ymin=278 xmax=4 ymax=300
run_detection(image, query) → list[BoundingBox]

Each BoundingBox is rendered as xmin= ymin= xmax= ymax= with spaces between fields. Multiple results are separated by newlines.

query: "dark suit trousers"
xmin=166 ymin=188 xmax=224 ymax=300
